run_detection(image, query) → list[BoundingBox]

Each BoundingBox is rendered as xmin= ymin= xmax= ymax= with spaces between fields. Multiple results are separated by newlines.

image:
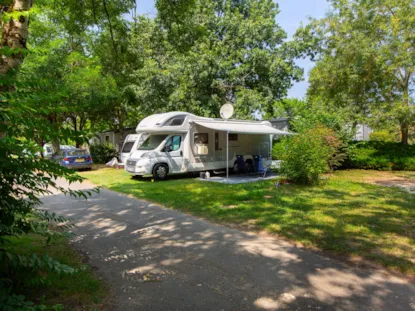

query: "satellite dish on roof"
xmin=220 ymin=103 xmax=234 ymax=120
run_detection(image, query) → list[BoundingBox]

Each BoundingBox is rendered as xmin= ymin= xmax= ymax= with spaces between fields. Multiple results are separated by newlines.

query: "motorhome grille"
xmin=127 ymin=160 xmax=136 ymax=167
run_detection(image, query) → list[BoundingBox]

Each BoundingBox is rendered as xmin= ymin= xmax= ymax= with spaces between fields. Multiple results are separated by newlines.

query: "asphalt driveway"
xmin=41 ymin=180 xmax=415 ymax=311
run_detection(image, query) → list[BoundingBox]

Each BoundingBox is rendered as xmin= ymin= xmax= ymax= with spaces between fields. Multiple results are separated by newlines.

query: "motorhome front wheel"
xmin=153 ymin=164 xmax=168 ymax=180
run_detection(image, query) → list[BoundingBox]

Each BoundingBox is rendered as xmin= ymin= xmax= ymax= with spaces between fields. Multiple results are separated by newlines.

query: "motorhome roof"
xmin=135 ymin=111 xmax=295 ymax=136
xmin=137 ymin=112 xmax=195 ymax=128
xmin=135 ymin=111 xmax=293 ymax=135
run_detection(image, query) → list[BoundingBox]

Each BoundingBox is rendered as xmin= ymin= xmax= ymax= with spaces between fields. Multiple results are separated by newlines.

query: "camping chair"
xmin=253 ymin=155 xmax=268 ymax=178
xmin=235 ymin=155 xmax=245 ymax=173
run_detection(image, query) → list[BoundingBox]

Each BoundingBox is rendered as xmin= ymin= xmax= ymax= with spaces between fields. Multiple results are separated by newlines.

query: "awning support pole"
xmin=226 ymin=130 xmax=229 ymax=183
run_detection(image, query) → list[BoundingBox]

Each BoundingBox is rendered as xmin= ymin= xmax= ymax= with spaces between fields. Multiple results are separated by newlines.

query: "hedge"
xmin=89 ymin=143 xmax=118 ymax=164
xmin=343 ymin=141 xmax=415 ymax=171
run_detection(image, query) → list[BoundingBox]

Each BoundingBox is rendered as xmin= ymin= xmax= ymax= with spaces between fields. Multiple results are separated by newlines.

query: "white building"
xmin=354 ymin=124 xmax=373 ymax=141
xmin=89 ymin=127 xmax=136 ymax=150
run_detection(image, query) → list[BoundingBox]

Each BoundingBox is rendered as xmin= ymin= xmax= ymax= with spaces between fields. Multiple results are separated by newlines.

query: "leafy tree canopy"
xmin=296 ymin=0 xmax=415 ymax=144
xmin=126 ymin=0 xmax=303 ymax=118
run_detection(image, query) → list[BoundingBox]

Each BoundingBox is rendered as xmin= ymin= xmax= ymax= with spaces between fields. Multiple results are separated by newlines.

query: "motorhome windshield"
xmin=138 ymin=135 xmax=168 ymax=150
xmin=121 ymin=142 xmax=134 ymax=153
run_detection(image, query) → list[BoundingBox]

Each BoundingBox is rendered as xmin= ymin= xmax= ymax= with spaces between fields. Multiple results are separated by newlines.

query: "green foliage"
xmin=126 ymin=0 xmax=303 ymax=118
xmin=266 ymin=98 xmax=308 ymax=120
xmin=90 ymin=143 xmax=118 ymax=163
xmin=277 ymin=126 xmax=343 ymax=184
xmin=1 ymin=59 xmax=98 ymax=311
xmin=272 ymin=140 xmax=284 ymax=160
xmin=0 ymin=77 xmax=96 ymax=308
xmin=288 ymin=103 xmax=355 ymax=146
xmin=369 ymin=130 xmax=399 ymax=143
xmin=20 ymin=9 xmax=121 ymax=146
xmin=298 ymin=0 xmax=415 ymax=144
xmin=1 ymin=0 xmax=125 ymax=308
xmin=1 ymin=234 xmax=105 ymax=310
xmin=0 ymin=288 xmax=52 ymax=311
xmin=344 ymin=141 xmax=415 ymax=171
xmin=37 ymin=0 xmax=135 ymax=35
xmin=270 ymin=99 xmax=351 ymax=176
xmin=90 ymin=14 xmax=144 ymax=133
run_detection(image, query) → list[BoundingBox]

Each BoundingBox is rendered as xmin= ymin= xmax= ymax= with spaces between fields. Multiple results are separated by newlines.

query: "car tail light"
xmin=85 ymin=157 xmax=92 ymax=161
xmin=63 ymin=157 xmax=69 ymax=161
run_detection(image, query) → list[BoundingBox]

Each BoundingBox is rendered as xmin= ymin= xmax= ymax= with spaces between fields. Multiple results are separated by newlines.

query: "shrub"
xmin=90 ymin=143 xmax=118 ymax=163
xmin=369 ymin=130 xmax=396 ymax=142
xmin=272 ymin=140 xmax=285 ymax=160
xmin=344 ymin=141 xmax=415 ymax=171
xmin=277 ymin=126 xmax=343 ymax=184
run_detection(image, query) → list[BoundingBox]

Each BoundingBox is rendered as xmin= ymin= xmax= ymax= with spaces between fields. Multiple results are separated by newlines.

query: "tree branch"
xmin=385 ymin=4 xmax=396 ymax=18
xmin=102 ymin=0 xmax=119 ymax=62
xmin=91 ymin=0 xmax=98 ymax=24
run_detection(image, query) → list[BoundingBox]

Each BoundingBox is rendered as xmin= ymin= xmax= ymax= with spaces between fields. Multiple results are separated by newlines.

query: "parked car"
xmin=52 ymin=148 xmax=93 ymax=170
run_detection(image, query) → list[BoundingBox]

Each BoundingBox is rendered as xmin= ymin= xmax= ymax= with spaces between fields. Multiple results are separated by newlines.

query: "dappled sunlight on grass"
xmin=81 ymin=169 xmax=415 ymax=274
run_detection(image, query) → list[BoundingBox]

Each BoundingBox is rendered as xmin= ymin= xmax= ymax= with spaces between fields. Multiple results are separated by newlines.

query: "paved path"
xmin=41 ymin=182 xmax=415 ymax=311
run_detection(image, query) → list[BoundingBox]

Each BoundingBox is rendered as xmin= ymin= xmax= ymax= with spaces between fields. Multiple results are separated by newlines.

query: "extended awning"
xmin=193 ymin=121 xmax=292 ymax=135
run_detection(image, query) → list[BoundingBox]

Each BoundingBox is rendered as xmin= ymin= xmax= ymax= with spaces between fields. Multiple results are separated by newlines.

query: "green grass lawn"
xmin=81 ymin=168 xmax=415 ymax=274
xmin=4 ymin=235 xmax=107 ymax=310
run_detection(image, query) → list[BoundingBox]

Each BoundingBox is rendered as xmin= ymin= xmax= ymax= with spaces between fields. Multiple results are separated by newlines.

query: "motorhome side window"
xmin=164 ymin=135 xmax=182 ymax=152
xmin=194 ymin=133 xmax=208 ymax=144
xmin=163 ymin=115 xmax=186 ymax=126
xmin=229 ymin=134 xmax=238 ymax=141
xmin=138 ymin=135 xmax=168 ymax=150
xmin=122 ymin=141 xmax=134 ymax=153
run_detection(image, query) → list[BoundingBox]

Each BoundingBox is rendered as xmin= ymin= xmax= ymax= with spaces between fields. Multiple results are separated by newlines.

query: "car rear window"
xmin=122 ymin=141 xmax=134 ymax=153
xmin=67 ymin=150 xmax=87 ymax=156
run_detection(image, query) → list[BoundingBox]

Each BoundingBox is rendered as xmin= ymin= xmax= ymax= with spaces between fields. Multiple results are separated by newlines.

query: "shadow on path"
xmin=41 ymin=189 xmax=415 ymax=311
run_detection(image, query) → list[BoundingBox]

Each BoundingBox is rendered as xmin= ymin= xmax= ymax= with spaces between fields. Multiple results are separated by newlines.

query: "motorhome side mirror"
xmin=164 ymin=145 xmax=173 ymax=152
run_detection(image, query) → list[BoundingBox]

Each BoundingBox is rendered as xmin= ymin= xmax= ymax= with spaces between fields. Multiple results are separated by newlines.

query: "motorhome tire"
xmin=153 ymin=164 xmax=168 ymax=180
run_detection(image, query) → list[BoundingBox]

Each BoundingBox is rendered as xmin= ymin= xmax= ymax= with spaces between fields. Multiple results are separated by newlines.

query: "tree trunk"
xmin=48 ymin=115 xmax=60 ymax=154
xmin=401 ymin=122 xmax=409 ymax=145
xmin=51 ymin=136 xmax=60 ymax=155
xmin=401 ymin=80 xmax=410 ymax=144
xmin=71 ymin=115 xmax=81 ymax=148
xmin=0 ymin=0 xmax=33 ymax=78
xmin=0 ymin=1 xmax=33 ymax=139
xmin=79 ymin=115 xmax=86 ymax=132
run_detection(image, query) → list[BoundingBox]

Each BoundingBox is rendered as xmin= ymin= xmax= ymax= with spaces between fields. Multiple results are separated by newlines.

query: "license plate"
xmin=75 ymin=158 xmax=84 ymax=163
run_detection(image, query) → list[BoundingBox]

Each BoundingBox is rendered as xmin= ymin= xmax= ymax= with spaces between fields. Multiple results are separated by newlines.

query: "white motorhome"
xmin=125 ymin=112 xmax=290 ymax=179
xmin=119 ymin=133 xmax=145 ymax=164
xmin=41 ymin=144 xmax=76 ymax=158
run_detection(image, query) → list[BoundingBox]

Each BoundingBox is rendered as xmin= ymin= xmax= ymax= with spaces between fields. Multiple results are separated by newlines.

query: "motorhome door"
xmin=163 ymin=135 xmax=184 ymax=173
xmin=214 ymin=132 xmax=226 ymax=162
